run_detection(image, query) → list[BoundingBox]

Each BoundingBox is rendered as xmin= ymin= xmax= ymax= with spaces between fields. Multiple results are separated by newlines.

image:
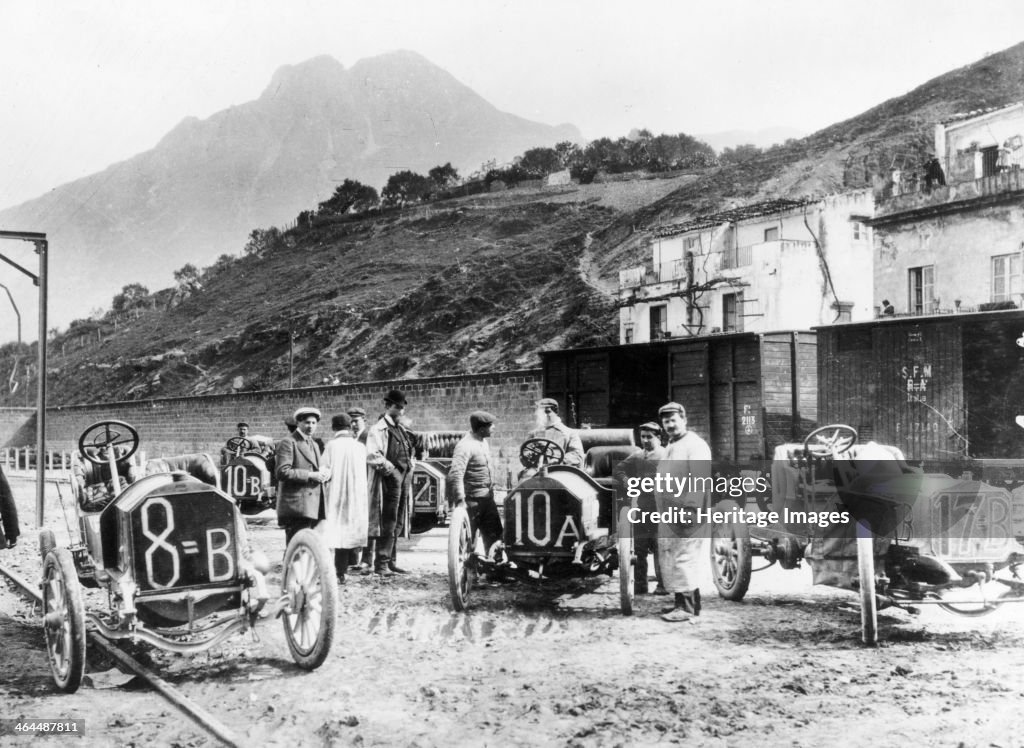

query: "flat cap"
xmin=658 ymin=402 xmax=686 ymax=418
xmin=470 ymin=410 xmax=496 ymax=430
xmin=284 ymin=416 xmax=297 ymax=428
xmin=293 ymin=406 xmax=322 ymax=422
xmin=537 ymin=397 xmax=559 ymax=410
xmin=638 ymin=421 xmax=661 ymax=434
xmin=384 ymin=389 xmax=408 ymax=406
xmin=331 ymin=412 xmax=353 ymax=431
xmin=346 ymin=407 xmax=366 ymax=418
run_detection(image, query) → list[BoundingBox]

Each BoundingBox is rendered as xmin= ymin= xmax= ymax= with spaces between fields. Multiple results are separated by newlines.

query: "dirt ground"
xmin=2 ymin=478 xmax=1023 ymax=748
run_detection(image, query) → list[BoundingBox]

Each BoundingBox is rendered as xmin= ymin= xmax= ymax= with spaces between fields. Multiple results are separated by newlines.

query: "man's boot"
xmin=661 ymin=590 xmax=699 ymax=622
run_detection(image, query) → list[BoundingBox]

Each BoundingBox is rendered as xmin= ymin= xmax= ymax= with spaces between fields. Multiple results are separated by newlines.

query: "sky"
xmin=1 ymin=0 xmax=1024 ymax=341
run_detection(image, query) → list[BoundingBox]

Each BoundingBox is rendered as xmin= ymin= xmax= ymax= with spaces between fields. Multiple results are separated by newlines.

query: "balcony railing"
xmin=618 ymin=260 xmax=687 ymax=289
xmin=876 ymin=168 xmax=1024 ymax=221
xmin=721 ymin=240 xmax=815 ymax=269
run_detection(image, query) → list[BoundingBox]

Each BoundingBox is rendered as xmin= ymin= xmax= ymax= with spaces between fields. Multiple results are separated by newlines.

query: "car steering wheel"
xmin=226 ymin=436 xmax=255 ymax=454
xmin=803 ymin=424 xmax=858 ymax=458
xmin=78 ymin=420 xmax=140 ymax=465
xmin=519 ymin=438 xmax=565 ymax=469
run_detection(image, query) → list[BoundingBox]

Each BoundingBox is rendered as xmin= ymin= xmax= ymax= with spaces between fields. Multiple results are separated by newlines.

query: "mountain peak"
xmin=263 ymin=55 xmax=346 ymax=99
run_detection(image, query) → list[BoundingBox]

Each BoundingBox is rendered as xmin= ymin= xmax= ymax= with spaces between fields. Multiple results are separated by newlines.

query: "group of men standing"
xmin=274 ymin=388 xmax=416 ymax=582
xmin=263 ymin=388 xmax=711 ymax=624
xmin=615 ymin=402 xmax=711 ymax=623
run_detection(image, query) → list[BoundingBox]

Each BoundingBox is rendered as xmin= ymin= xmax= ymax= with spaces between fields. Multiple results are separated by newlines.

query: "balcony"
xmin=874 ymin=168 xmax=1024 ymax=225
xmin=618 ymin=259 xmax=687 ymax=289
xmin=721 ymin=240 xmax=815 ymax=269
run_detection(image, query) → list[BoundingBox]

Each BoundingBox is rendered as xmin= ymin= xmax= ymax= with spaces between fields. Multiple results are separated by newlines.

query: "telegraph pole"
xmin=0 ymin=230 xmax=48 ymax=523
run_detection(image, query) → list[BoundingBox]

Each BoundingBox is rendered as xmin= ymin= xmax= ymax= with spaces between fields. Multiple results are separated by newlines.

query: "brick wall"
xmin=45 ymin=370 xmax=543 ymax=481
xmin=0 ymin=408 xmax=36 ymax=448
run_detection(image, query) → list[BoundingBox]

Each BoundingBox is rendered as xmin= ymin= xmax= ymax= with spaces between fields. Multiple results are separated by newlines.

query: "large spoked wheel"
xmin=618 ymin=533 xmax=634 ymax=616
xmin=42 ymin=548 xmax=86 ymax=693
xmin=448 ymin=504 xmax=477 ymax=612
xmin=281 ymin=529 xmax=337 ymax=670
xmin=803 ymin=424 xmax=858 ymax=458
xmin=856 ymin=521 xmax=877 ymax=645
xmin=710 ymin=517 xmax=752 ymax=601
xmin=78 ymin=420 xmax=140 ymax=465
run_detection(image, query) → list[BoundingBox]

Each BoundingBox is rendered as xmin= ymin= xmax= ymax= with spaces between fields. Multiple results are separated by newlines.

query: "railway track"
xmin=0 ymin=559 xmax=242 ymax=747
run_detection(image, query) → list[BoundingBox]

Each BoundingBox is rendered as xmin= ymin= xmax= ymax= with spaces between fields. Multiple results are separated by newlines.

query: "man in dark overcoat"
xmin=275 ymin=406 xmax=327 ymax=544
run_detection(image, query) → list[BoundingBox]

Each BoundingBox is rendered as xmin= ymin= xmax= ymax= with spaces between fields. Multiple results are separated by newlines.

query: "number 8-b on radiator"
xmin=111 ymin=487 xmax=239 ymax=591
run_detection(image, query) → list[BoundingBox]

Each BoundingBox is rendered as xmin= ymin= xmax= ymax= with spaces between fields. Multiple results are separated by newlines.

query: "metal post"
xmin=36 ymin=239 xmax=48 ymax=524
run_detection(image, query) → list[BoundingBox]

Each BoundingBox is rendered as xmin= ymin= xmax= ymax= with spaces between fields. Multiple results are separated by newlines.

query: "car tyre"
xmin=618 ymin=531 xmax=634 ymax=616
xmin=448 ymin=504 xmax=476 ymax=612
xmin=281 ymin=529 xmax=337 ymax=670
xmin=42 ymin=548 xmax=86 ymax=693
xmin=710 ymin=516 xmax=752 ymax=601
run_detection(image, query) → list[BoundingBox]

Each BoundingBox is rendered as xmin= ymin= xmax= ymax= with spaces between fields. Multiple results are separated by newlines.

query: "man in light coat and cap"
xmin=529 ymin=397 xmax=584 ymax=467
xmin=656 ymin=401 xmax=712 ymax=622
xmin=365 ymin=389 xmax=417 ymax=575
xmin=319 ymin=412 xmax=369 ymax=584
xmin=275 ymin=406 xmax=327 ymax=545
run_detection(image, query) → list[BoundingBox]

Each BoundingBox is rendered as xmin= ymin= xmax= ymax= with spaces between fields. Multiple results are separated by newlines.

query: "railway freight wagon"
xmin=541 ymin=331 xmax=817 ymax=461
xmin=817 ymin=309 xmax=1024 ymax=462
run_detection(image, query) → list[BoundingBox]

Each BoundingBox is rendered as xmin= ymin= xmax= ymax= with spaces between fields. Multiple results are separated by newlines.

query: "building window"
xmin=684 ymin=236 xmax=698 ymax=251
xmin=623 ymin=324 xmax=634 ymax=344
xmin=649 ymin=305 xmax=667 ymax=339
xmin=992 ymin=253 xmax=1022 ymax=302
xmin=723 ymin=292 xmax=744 ymax=332
xmin=908 ymin=265 xmax=935 ymax=314
xmin=982 ymin=145 xmax=999 ymax=178
xmin=852 ymin=221 xmax=866 ymax=241
xmin=763 ymin=226 xmax=779 ymax=242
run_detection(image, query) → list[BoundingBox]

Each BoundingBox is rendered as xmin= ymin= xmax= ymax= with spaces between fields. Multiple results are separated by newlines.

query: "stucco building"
xmin=617 ymin=191 xmax=875 ymax=343
xmin=872 ymin=102 xmax=1024 ymax=314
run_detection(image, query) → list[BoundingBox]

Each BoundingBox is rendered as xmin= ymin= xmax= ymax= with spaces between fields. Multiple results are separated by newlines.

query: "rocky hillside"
xmin=4 ymin=40 xmax=1024 ymax=406
xmin=0 ymin=51 xmax=579 ymax=330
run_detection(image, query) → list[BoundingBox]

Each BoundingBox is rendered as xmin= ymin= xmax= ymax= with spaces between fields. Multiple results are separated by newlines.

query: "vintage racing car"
xmin=447 ymin=429 xmax=638 ymax=614
xmin=40 ymin=420 xmax=337 ymax=692
xmin=219 ymin=434 xmax=277 ymax=514
xmin=709 ymin=424 xmax=1024 ymax=642
xmin=409 ymin=431 xmax=464 ymax=534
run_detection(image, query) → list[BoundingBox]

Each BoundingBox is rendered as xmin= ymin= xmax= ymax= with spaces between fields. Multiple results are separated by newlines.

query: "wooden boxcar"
xmin=817 ymin=309 xmax=1024 ymax=461
xmin=541 ymin=331 xmax=817 ymax=461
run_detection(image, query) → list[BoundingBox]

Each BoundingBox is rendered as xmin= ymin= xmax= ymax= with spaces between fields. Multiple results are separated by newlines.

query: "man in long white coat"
xmin=319 ymin=412 xmax=369 ymax=584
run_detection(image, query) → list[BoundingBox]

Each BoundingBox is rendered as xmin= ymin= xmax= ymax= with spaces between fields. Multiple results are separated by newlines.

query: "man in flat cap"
xmin=448 ymin=411 xmax=503 ymax=560
xmin=613 ymin=421 xmax=666 ymax=594
xmin=529 ymin=397 xmax=584 ymax=467
xmin=657 ymin=402 xmax=712 ymax=622
xmin=275 ymin=406 xmax=327 ymax=545
xmin=365 ymin=389 xmax=417 ymax=575
xmin=220 ymin=421 xmax=253 ymax=466
xmin=347 ymin=407 xmax=368 ymax=443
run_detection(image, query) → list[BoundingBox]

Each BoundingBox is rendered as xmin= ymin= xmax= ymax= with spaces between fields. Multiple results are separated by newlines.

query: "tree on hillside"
xmin=554 ymin=141 xmax=581 ymax=170
xmin=243 ymin=227 xmax=283 ymax=257
xmin=519 ymin=147 xmax=562 ymax=177
xmin=111 ymin=283 xmax=150 ymax=313
xmin=317 ymin=179 xmax=379 ymax=216
xmin=720 ymin=143 xmax=762 ymax=165
xmin=173 ymin=263 xmax=201 ymax=288
xmin=381 ymin=170 xmax=432 ymax=208
xmin=428 ymin=163 xmax=460 ymax=189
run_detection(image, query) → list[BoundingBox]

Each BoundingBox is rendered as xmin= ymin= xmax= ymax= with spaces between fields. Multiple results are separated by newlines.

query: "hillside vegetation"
xmin=4 ymin=40 xmax=1024 ymax=406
